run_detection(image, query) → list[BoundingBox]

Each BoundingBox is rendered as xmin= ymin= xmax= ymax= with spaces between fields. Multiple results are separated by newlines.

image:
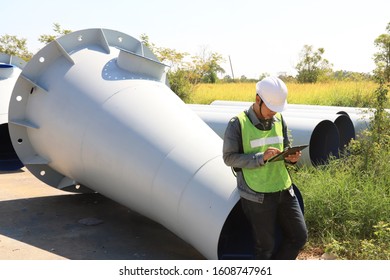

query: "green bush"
xmin=324 ymin=222 xmax=390 ymax=260
xmin=291 ymin=81 xmax=390 ymax=259
xmin=167 ymin=69 xmax=194 ymax=102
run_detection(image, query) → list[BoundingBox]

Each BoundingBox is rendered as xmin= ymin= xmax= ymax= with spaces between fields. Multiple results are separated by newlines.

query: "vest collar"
xmin=248 ymin=104 xmax=277 ymax=130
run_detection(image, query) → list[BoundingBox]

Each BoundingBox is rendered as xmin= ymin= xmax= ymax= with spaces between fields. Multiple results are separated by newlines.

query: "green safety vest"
xmin=237 ymin=111 xmax=292 ymax=193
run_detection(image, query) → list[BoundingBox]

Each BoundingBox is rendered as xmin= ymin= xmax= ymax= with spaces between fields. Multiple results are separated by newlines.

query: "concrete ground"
xmin=0 ymin=168 xmax=205 ymax=260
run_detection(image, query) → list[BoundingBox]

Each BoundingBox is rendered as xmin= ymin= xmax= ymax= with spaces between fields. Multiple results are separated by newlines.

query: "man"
xmin=222 ymin=76 xmax=307 ymax=259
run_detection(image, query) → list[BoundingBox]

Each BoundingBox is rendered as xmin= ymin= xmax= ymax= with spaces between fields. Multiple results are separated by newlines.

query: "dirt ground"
xmin=0 ymin=168 xmax=205 ymax=260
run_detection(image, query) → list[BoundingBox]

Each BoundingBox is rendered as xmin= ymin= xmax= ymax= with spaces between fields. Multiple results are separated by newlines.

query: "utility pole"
xmin=228 ymin=55 xmax=234 ymax=80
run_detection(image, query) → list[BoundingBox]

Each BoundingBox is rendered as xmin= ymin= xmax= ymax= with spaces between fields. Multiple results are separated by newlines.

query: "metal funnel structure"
xmin=7 ymin=28 xmax=264 ymax=259
xmin=0 ymin=53 xmax=25 ymax=171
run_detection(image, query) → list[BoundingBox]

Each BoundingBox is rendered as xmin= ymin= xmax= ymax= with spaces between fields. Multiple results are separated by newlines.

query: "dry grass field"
xmin=190 ymin=81 xmax=381 ymax=108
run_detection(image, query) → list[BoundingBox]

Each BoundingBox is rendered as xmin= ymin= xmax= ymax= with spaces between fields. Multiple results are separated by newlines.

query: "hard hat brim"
xmin=263 ymin=99 xmax=287 ymax=112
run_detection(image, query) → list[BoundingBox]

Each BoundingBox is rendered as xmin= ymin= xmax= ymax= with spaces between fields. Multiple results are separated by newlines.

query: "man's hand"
xmin=285 ymin=151 xmax=302 ymax=163
xmin=263 ymin=147 xmax=282 ymax=161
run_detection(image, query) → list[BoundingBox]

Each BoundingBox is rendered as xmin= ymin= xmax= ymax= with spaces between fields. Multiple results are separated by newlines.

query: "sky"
xmin=2 ymin=0 xmax=389 ymax=79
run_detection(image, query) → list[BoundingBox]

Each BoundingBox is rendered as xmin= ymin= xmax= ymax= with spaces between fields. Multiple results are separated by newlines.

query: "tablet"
xmin=267 ymin=144 xmax=309 ymax=162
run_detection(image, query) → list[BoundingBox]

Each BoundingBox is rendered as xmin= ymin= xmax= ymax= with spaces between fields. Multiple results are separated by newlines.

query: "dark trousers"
xmin=240 ymin=187 xmax=308 ymax=260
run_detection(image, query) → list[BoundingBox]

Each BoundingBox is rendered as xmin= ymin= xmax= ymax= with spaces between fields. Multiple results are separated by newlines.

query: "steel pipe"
xmin=192 ymin=111 xmax=340 ymax=166
xmin=287 ymin=104 xmax=372 ymax=137
xmin=193 ymin=103 xmax=356 ymax=151
xmin=286 ymin=110 xmax=354 ymax=151
xmin=210 ymin=100 xmax=372 ymax=137
xmin=285 ymin=104 xmax=370 ymax=138
xmin=0 ymin=53 xmax=25 ymax=170
xmin=188 ymin=104 xmax=342 ymax=165
xmin=7 ymin=28 xmax=266 ymax=259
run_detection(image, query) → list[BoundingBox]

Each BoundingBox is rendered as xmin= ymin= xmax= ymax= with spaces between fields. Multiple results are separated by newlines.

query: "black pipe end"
xmin=217 ymin=201 xmax=254 ymax=259
xmin=309 ymin=120 xmax=340 ymax=165
xmin=334 ymin=114 xmax=355 ymax=149
xmin=217 ymin=185 xmax=304 ymax=260
xmin=0 ymin=123 xmax=24 ymax=171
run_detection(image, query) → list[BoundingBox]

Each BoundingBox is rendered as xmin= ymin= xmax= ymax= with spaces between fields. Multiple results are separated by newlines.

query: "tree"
xmin=222 ymin=75 xmax=233 ymax=83
xmin=240 ymin=75 xmax=247 ymax=82
xmin=38 ymin=23 xmax=72 ymax=44
xmin=0 ymin=23 xmax=72 ymax=62
xmin=259 ymin=73 xmax=270 ymax=81
xmin=373 ymin=22 xmax=390 ymax=83
xmin=333 ymin=70 xmax=372 ymax=82
xmin=190 ymin=47 xmax=225 ymax=84
xmin=0 ymin=34 xmax=33 ymax=61
xmin=140 ymin=36 xmax=225 ymax=100
xmin=295 ymin=45 xmax=333 ymax=83
xmin=140 ymin=34 xmax=193 ymax=101
xmin=140 ymin=34 xmax=190 ymax=71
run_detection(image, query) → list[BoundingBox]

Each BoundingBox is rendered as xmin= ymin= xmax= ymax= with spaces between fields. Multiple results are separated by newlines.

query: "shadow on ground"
xmin=0 ymin=192 xmax=205 ymax=260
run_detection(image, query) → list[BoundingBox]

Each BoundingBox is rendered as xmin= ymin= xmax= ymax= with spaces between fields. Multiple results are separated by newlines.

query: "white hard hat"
xmin=256 ymin=76 xmax=288 ymax=112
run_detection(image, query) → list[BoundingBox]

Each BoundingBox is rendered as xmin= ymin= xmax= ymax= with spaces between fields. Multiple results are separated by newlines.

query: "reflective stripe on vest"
xmin=237 ymin=111 xmax=292 ymax=193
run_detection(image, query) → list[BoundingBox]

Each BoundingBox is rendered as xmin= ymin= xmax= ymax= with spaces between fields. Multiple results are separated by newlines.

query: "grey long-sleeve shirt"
xmin=222 ymin=104 xmax=291 ymax=202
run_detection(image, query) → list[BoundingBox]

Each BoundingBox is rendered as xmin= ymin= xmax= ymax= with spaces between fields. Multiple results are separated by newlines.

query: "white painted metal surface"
xmin=7 ymin=29 xmax=250 ymax=260
xmin=0 ymin=54 xmax=25 ymax=124
xmin=0 ymin=53 xmax=25 ymax=170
